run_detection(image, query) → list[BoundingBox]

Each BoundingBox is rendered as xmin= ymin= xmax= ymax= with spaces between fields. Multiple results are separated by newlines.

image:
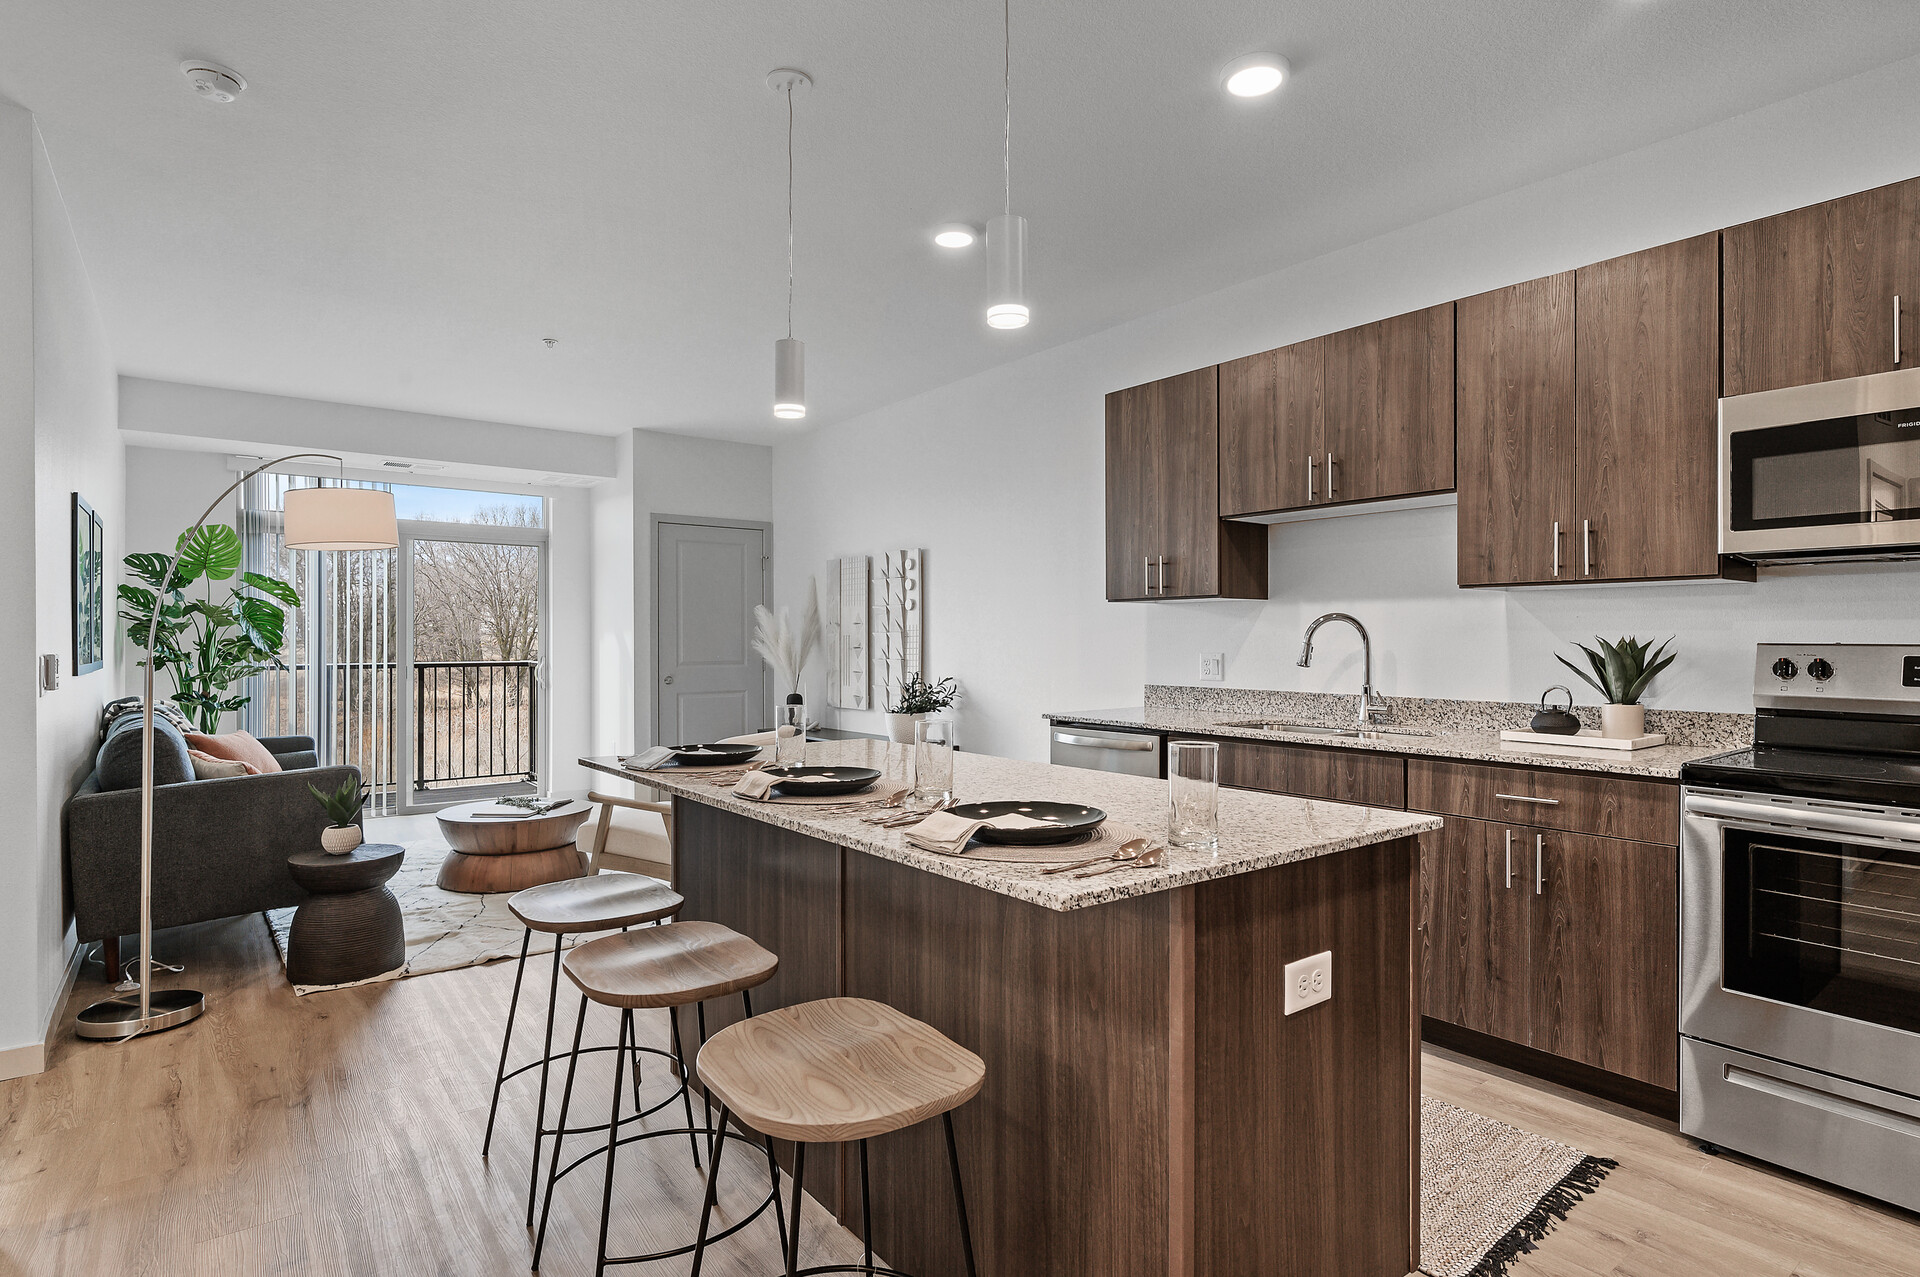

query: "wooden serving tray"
xmin=1499 ymin=727 xmax=1669 ymax=752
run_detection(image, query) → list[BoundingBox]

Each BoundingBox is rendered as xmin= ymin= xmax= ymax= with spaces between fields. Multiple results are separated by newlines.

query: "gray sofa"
xmin=65 ymin=724 xmax=361 ymax=981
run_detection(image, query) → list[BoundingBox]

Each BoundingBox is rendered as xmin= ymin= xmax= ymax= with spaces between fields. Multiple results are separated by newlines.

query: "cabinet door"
xmin=1219 ymin=339 xmax=1323 ymax=516
xmin=1527 ymin=829 xmax=1678 ymax=1088
xmin=1323 ymin=304 xmax=1455 ymax=505
xmin=1155 ymin=366 xmax=1225 ymax=598
xmin=1419 ymin=818 xmax=1529 ymax=1043
xmin=1104 ymin=382 xmax=1164 ymax=600
xmin=1456 ymin=273 xmax=1577 ymax=586
xmin=1724 ymin=177 xmax=1920 ymax=395
xmin=1574 ymin=234 xmax=1721 ymax=581
xmin=1216 ymin=739 xmax=1406 ymax=806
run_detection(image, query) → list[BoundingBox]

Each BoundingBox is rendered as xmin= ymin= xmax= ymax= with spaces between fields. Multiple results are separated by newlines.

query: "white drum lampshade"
xmin=283 ymin=486 xmax=399 ymax=551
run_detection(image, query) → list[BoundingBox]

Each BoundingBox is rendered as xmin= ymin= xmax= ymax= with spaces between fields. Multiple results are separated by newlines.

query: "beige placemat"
xmin=737 ymin=780 xmax=911 ymax=808
xmin=947 ymin=821 xmax=1152 ymax=864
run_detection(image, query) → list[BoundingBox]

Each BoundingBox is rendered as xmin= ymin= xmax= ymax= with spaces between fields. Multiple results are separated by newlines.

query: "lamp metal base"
xmin=74 ymin=988 xmax=207 ymax=1040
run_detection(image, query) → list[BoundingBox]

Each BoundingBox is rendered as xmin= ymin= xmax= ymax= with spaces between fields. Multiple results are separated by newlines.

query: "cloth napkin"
xmin=904 ymin=810 xmax=1050 ymax=855
xmin=621 ymin=745 xmax=678 ymax=771
xmin=731 ymin=771 xmax=778 ymax=799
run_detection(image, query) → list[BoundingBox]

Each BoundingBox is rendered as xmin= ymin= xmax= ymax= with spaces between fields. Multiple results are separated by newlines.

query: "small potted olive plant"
xmin=1557 ymin=636 xmax=1677 ymax=739
xmin=887 ymin=674 xmax=960 ymax=744
xmin=309 ymin=774 xmax=367 ymax=854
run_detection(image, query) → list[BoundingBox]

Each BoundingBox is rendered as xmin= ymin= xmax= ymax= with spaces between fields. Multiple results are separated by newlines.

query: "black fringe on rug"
xmin=1463 ymin=1155 xmax=1619 ymax=1277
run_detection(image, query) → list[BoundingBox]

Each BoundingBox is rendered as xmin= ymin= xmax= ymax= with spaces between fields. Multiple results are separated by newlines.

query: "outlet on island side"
xmin=1199 ymin=652 xmax=1225 ymax=682
xmin=1283 ymin=950 xmax=1332 ymax=1015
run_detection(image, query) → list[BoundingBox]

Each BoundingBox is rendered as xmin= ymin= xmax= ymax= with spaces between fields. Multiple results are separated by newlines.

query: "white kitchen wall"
xmin=774 ymin=51 xmax=1920 ymax=761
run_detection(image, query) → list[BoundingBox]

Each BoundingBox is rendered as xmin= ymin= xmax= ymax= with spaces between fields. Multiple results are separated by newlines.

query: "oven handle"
xmin=1684 ymin=792 xmax=1920 ymax=845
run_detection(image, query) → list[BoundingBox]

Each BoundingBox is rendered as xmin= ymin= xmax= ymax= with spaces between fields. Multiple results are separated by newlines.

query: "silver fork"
xmin=1073 ymin=846 xmax=1166 ymax=879
xmin=1041 ymin=836 xmax=1149 ymax=875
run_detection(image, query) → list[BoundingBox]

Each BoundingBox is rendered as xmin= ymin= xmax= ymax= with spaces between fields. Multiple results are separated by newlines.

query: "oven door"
xmin=1720 ymin=366 xmax=1920 ymax=558
xmin=1681 ymin=788 xmax=1920 ymax=1097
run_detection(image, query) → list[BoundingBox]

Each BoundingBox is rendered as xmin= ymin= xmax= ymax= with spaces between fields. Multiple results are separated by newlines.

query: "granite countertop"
xmin=1045 ymin=706 xmax=1734 ymax=779
xmin=584 ymin=739 xmax=1437 ymax=913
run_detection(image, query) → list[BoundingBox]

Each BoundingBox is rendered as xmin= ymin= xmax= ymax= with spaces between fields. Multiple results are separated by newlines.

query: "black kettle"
xmin=1531 ymin=685 xmax=1581 ymax=735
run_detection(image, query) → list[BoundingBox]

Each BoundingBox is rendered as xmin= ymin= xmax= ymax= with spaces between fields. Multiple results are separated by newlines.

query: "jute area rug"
xmin=265 ymin=838 xmax=621 ymax=995
xmin=1420 ymin=1096 xmax=1617 ymax=1277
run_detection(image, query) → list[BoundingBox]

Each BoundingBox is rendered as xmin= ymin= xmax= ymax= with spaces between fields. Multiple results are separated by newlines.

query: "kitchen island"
xmin=582 ymin=740 xmax=1440 ymax=1277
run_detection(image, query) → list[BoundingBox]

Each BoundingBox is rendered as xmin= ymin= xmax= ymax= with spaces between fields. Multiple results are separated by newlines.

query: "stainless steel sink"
xmin=1215 ymin=719 xmax=1434 ymax=740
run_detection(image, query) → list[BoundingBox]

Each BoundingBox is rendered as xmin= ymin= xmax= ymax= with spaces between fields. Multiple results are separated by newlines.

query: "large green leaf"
xmin=242 ymin=572 xmax=301 ymax=607
xmin=186 ymin=599 xmax=236 ymax=627
xmin=235 ymin=595 xmax=287 ymax=654
xmin=175 ymin=524 xmax=243 ymax=582
xmin=1555 ymin=652 xmax=1609 ymax=701
xmin=124 ymin=552 xmax=178 ymax=591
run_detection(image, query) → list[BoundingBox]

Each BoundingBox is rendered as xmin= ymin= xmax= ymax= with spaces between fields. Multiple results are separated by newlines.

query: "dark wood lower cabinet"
xmin=1217 ymin=738 xmax=1407 ymax=806
xmin=1418 ymin=816 xmax=1679 ymax=1095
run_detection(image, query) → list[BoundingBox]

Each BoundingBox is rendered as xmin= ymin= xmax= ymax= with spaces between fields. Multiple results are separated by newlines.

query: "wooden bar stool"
xmin=690 ymin=997 xmax=986 ymax=1277
xmin=482 ymin=873 xmax=685 ymax=1228
xmin=532 ymin=920 xmax=787 ymax=1274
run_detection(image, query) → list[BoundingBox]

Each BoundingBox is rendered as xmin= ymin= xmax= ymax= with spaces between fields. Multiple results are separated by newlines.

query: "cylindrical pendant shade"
xmin=283 ymin=486 xmax=399 ymax=551
xmin=773 ymin=336 xmax=807 ymax=419
xmin=986 ymin=213 xmax=1030 ymax=329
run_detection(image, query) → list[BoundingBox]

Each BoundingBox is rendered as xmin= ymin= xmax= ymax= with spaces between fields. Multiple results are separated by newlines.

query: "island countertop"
xmin=580 ymin=737 xmax=1439 ymax=912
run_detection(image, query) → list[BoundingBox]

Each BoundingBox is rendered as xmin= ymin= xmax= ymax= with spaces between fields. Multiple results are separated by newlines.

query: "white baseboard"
xmin=0 ymin=940 xmax=88 ymax=1082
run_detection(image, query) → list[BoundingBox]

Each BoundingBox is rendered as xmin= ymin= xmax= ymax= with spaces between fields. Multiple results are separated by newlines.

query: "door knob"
xmin=663 ymin=675 xmax=674 ymax=684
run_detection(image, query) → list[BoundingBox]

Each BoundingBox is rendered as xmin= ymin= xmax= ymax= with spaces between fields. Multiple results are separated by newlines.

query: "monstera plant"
xmin=118 ymin=524 xmax=302 ymax=733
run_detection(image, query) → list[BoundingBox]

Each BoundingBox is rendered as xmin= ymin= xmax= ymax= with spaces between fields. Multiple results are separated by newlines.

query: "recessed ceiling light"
xmin=933 ymin=223 xmax=977 ymax=249
xmin=1221 ymin=53 xmax=1289 ymax=98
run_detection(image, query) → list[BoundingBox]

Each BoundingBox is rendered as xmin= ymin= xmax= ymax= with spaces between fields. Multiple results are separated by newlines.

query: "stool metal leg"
xmin=687 ymin=1102 xmax=733 ymax=1277
xmin=531 ymin=996 xmax=590 ymax=1271
xmin=943 ymin=1111 xmax=978 ymax=1277
xmin=526 ymin=931 xmax=565 ymax=1226
xmin=742 ymin=988 xmax=789 ymax=1259
xmin=592 ymin=1010 xmax=633 ymax=1277
xmin=481 ymin=928 xmax=532 ymax=1157
xmin=669 ymin=1005 xmax=703 ymax=1170
xmin=859 ymin=1138 xmax=874 ymax=1269
xmin=696 ymin=999 xmax=715 ymax=1157
xmin=785 ymin=1142 xmax=807 ymax=1277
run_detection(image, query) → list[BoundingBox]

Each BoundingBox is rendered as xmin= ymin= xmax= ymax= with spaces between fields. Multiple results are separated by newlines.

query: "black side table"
xmin=286 ymin=844 xmax=406 ymax=986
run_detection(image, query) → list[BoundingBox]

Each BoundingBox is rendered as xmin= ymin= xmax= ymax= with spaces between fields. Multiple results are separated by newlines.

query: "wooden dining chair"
xmin=581 ymin=789 xmax=675 ymax=883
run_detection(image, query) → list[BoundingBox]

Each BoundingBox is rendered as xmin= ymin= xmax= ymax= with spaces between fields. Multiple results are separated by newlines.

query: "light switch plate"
xmin=1283 ymin=950 xmax=1332 ymax=1015
xmin=1199 ymin=652 xmax=1225 ymax=682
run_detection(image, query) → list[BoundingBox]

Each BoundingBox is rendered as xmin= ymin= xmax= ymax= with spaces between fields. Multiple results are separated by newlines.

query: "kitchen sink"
xmin=1214 ymin=719 xmax=1434 ymax=740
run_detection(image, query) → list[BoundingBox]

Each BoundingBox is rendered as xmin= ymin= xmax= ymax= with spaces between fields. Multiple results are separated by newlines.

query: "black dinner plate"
xmin=945 ymin=800 xmax=1107 ymax=845
xmin=668 ymin=742 xmax=763 ymax=766
xmin=761 ymin=765 xmax=882 ymax=796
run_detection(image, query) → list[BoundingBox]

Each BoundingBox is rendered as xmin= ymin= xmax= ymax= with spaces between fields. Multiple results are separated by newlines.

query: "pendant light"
xmin=769 ymin=68 xmax=811 ymax=419
xmin=985 ymin=0 xmax=1029 ymax=329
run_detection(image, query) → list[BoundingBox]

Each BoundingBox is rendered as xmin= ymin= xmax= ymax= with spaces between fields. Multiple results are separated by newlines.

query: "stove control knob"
xmin=1771 ymin=657 xmax=1799 ymax=680
xmin=1807 ymin=658 xmax=1834 ymax=682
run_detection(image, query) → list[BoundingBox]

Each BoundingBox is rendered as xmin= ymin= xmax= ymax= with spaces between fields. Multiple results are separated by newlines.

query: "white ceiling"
xmin=6 ymin=2 xmax=1920 ymax=444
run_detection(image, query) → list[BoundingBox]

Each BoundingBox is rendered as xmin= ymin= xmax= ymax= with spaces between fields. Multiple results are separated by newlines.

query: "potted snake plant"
xmin=309 ymin=774 xmax=367 ymax=854
xmin=1556 ymin=636 xmax=1677 ymax=739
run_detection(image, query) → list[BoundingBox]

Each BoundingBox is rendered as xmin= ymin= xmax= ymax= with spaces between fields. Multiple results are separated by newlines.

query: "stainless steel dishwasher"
xmin=1048 ymin=722 xmax=1163 ymax=777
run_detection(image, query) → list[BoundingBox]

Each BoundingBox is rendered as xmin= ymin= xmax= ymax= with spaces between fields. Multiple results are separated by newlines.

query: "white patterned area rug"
xmin=264 ymin=838 xmax=617 ymax=995
xmin=1420 ymin=1097 xmax=1618 ymax=1277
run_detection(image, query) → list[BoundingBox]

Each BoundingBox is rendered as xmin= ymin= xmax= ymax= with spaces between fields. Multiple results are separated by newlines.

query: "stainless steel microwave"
xmin=1720 ymin=366 xmax=1920 ymax=563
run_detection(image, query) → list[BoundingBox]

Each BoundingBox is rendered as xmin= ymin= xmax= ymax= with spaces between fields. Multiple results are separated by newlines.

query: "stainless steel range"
xmin=1680 ymin=644 xmax=1920 ymax=1211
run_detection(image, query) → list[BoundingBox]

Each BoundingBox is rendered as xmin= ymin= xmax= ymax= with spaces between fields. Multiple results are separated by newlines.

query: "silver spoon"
xmin=1073 ymin=845 xmax=1166 ymax=879
xmin=1041 ymin=837 xmax=1150 ymax=875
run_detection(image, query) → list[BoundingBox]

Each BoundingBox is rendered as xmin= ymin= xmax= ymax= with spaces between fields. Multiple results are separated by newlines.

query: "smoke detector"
xmin=181 ymin=61 xmax=247 ymax=103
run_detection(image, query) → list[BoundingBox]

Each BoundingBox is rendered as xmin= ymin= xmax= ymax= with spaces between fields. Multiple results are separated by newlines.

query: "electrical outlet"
xmin=1199 ymin=652 xmax=1225 ymax=682
xmin=1283 ymin=950 xmax=1332 ymax=1015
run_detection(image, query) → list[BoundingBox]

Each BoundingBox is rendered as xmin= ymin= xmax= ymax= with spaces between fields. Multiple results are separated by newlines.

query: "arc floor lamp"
xmin=75 ymin=454 xmax=398 ymax=1041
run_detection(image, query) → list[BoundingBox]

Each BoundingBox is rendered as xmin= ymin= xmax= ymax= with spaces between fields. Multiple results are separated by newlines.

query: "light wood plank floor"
xmin=4 ymin=909 xmax=1917 ymax=1276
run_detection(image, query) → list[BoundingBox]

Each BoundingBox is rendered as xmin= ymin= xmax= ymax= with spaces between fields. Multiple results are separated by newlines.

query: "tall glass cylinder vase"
xmin=775 ymin=694 xmax=808 ymax=768
xmin=1168 ymin=740 xmax=1220 ymax=852
xmin=912 ymin=718 xmax=955 ymax=808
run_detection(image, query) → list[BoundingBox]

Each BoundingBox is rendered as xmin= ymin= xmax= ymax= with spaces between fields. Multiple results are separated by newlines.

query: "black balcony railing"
xmin=414 ymin=660 xmax=539 ymax=791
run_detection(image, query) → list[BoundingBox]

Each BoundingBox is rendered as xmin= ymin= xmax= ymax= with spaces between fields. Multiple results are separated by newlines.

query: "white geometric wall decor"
xmin=824 ymin=555 xmax=870 ymax=709
xmin=873 ymin=549 xmax=923 ymax=712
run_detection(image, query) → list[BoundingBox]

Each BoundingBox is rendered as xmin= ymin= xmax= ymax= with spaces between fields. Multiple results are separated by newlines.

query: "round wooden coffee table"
xmin=435 ymin=799 xmax=593 ymax=894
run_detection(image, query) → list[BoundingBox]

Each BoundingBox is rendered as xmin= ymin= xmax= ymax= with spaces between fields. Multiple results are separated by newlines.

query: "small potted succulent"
xmin=887 ymin=674 xmax=960 ymax=744
xmin=309 ymin=774 xmax=367 ymax=854
xmin=1557 ymin=636 xmax=1677 ymax=739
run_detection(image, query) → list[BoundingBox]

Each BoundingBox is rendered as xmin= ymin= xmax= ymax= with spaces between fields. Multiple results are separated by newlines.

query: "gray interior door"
xmin=656 ymin=521 xmax=767 ymax=744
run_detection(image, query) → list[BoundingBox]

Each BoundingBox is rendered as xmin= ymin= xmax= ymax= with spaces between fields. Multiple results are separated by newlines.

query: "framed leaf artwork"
xmin=72 ymin=493 xmax=104 ymax=675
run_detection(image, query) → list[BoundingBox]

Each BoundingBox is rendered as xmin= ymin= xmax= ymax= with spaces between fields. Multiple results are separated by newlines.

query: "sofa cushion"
xmin=95 ymin=712 xmax=195 ymax=791
xmin=188 ymin=749 xmax=256 ymax=779
xmin=185 ymin=730 xmax=284 ymax=775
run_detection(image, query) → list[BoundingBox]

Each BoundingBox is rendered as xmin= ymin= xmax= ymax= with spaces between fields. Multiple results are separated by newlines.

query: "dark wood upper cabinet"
xmin=1219 ymin=338 xmax=1322 ymax=516
xmin=1574 ymin=234 xmax=1722 ymax=582
xmin=1104 ymin=368 xmax=1267 ymax=601
xmin=1323 ymin=304 xmax=1456 ymax=505
xmin=1455 ymin=272 xmax=1577 ymax=586
xmin=1724 ymin=176 xmax=1920 ymax=396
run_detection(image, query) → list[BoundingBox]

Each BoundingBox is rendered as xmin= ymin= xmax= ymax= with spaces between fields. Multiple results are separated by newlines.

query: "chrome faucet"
xmin=1298 ymin=612 xmax=1392 ymax=727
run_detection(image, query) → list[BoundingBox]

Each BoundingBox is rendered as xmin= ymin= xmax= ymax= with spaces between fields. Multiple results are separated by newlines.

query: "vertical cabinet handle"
xmin=1327 ymin=453 xmax=1338 ymax=498
xmin=1144 ymin=556 xmax=1152 ymax=596
xmin=1307 ymin=454 xmax=1316 ymax=503
xmin=1535 ymin=833 xmax=1544 ymax=896
xmin=1551 ymin=521 xmax=1562 ymax=578
xmin=1505 ymin=829 xmax=1513 ymax=889
xmin=1157 ymin=555 xmax=1167 ymax=596
xmin=1583 ymin=519 xmax=1593 ymax=577
xmin=1897 ymin=294 xmax=1903 ymax=366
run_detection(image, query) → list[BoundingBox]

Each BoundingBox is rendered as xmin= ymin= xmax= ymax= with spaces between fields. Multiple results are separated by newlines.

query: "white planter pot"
xmin=321 ymin=825 xmax=363 ymax=855
xmin=887 ymin=712 xmax=927 ymax=745
xmin=1600 ymin=703 xmax=1646 ymax=740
